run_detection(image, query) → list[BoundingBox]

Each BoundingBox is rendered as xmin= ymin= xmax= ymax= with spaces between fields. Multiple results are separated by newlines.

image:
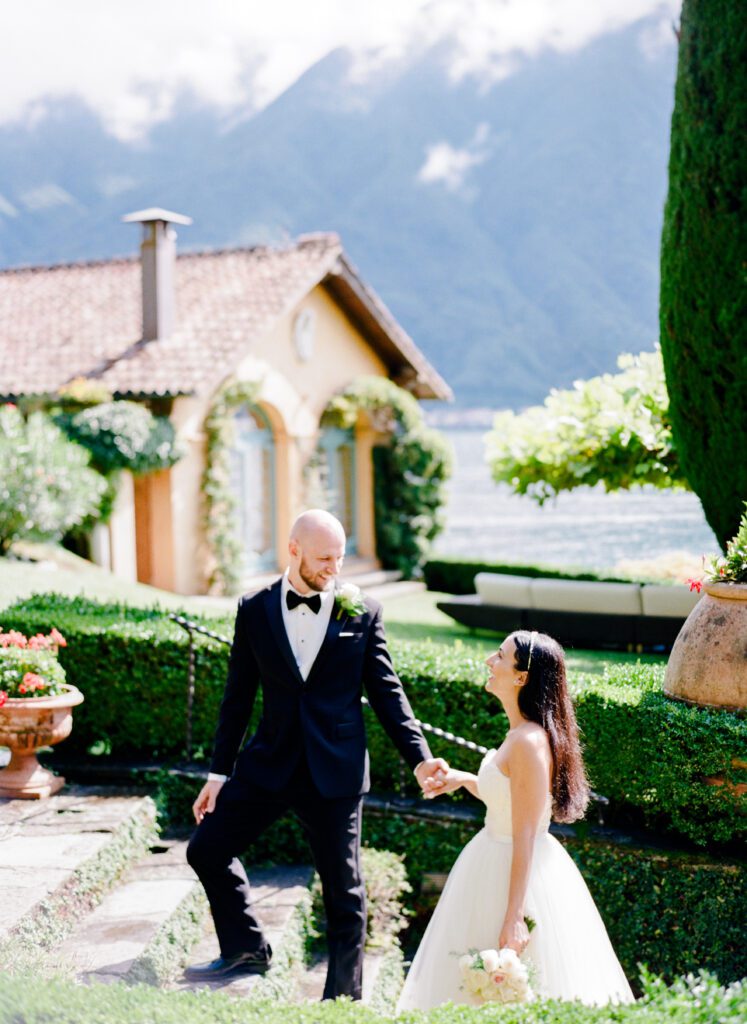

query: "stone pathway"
xmin=0 ymin=787 xmax=401 ymax=1011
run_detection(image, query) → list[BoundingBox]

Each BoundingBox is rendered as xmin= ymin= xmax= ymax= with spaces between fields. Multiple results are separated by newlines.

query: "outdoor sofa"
xmin=436 ymin=572 xmax=702 ymax=650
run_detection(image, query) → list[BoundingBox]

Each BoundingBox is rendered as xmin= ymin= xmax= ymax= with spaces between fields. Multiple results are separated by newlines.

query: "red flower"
xmin=2 ymin=630 xmax=28 ymax=648
xmin=22 ymin=672 xmax=45 ymax=691
xmin=18 ymin=684 xmax=27 ymax=694
xmin=686 ymin=578 xmax=703 ymax=593
xmin=49 ymin=628 xmax=67 ymax=648
xmin=0 ymin=691 xmax=7 ymax=706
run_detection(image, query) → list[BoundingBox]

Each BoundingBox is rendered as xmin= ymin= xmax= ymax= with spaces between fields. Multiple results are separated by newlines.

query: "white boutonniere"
xmin=335 ymin=583 xmax=367 ymax=620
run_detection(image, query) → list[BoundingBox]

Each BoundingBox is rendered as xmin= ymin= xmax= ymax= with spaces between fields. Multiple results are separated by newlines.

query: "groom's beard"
xmin=298 ymin=557 xmax=335 ymax=593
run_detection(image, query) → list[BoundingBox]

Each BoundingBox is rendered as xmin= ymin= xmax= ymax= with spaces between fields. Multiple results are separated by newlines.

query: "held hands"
xmin=192 ymin=779 xmax=225 ymax=824
xmin=415 ymin=757 xmax=450 ymax=798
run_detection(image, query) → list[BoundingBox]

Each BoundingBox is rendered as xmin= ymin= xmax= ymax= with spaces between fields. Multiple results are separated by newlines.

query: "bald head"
xmin=290 ymin=509 xmax=346 ymax=546
xmin=288 ymin=509 xmax=346 ymax=593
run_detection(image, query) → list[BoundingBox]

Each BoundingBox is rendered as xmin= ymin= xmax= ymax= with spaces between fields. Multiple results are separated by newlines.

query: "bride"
xmin=397 ymin=630 xmax=634 ymax=1010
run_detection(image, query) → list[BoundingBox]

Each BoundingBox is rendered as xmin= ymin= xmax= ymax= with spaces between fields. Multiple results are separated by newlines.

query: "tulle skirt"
xmin=397 ymin=827 xmax=634 ymax=1011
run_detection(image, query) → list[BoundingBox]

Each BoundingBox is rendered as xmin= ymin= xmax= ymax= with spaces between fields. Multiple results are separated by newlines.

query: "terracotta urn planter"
xmin=0 ymin=685 xmax=84 ymax=799
xmin=664 ymin=582 xmax=747 ymax=711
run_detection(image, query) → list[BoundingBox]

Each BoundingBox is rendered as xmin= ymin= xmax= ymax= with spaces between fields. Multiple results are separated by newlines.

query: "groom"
xmin=185 ymin=509 xmax=447 ymax=999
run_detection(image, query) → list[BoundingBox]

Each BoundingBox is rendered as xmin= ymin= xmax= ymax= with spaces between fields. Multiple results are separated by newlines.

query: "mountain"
xmin=0 ymin=17 xmax=677 ymax=408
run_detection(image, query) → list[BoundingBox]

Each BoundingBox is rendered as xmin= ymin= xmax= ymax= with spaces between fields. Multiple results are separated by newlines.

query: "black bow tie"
xmin=286 ymin=590 xmax=322 ymax=614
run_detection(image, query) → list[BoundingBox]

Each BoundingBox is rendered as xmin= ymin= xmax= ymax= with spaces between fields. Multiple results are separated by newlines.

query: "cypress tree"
xmin=659 ymin=0 xmax=747 ymax=549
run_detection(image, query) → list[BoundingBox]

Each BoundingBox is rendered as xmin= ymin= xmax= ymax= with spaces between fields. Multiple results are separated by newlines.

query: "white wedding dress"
xmin=397 ymin=750 xmax=634 ymax=1010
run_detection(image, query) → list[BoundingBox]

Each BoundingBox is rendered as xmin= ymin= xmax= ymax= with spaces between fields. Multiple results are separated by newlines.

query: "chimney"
xmin=122 ymin=208 xmax=192 ymax=341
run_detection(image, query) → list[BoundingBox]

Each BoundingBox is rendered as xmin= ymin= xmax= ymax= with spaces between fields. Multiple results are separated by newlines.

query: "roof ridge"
xmin=0 ymin=253 xmax=138 ymax=276
xmin=0 ymin=232 xmax=342 ymax=276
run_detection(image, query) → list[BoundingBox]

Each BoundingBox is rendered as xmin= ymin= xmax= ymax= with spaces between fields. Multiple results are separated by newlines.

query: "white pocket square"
xmin=340 ymin=632 xmax=358 ymax=637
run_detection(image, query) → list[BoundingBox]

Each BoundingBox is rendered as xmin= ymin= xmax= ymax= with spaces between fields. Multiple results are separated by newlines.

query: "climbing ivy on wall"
xmin=202 ymin=378 xmax=262 ymax=595
xmin=323 ymin=377 xmax=452 ymax=578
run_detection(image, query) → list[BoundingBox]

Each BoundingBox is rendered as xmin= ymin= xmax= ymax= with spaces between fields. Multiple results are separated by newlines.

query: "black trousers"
xmin=186 ymin=756 xmax=366 ymax=1000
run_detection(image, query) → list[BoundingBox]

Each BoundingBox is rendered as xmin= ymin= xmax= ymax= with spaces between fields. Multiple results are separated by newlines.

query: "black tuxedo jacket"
xmin=208 ymin=578 xmax=431 ymax=798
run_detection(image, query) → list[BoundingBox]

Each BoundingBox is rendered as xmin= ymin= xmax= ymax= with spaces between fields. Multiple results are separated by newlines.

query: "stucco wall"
xmin=143 ymin=284 xmax=392 ymax=594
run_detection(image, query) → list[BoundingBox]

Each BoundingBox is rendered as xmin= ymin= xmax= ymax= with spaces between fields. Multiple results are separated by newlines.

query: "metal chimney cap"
xmin=122 ymin=208 xmax=193 ymax=226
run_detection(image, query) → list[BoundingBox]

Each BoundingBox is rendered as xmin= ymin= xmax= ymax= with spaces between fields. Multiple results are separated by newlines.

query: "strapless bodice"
xmin=477 ymin=748 xmax=552 ymax=842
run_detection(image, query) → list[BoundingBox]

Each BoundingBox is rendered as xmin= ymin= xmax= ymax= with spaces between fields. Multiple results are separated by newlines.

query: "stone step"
xmin=171 ymin=865 xmax=314 ymax=1000
xmin=0 ymin=787 xmax=157 ymax=971
xmin=52 ymin=839 xmax=206 ymax=985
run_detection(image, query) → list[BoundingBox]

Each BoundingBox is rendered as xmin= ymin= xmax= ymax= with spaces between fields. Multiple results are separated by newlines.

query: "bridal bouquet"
xmin=459 ymin=947 xmax=534 ymax=1005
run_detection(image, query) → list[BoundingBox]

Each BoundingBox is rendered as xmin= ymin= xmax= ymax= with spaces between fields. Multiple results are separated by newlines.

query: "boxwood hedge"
xmin=422 ymin=557 xmax=655 ymax=594
xmin=2 ymin=594 xmax=745 ymax=847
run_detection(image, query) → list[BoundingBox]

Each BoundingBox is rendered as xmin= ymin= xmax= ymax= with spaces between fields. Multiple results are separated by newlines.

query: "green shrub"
xmin=0 ymin=965 xmax=743 ymax=1022
xmin=3 ymin=595 xmax=745 ymax=847
xmin=56 ymin=401 xmax=184 ymax=475
xmin=423 ymin=557 xmax=650 ymax=594
xmin=0 ymin=406 xmax=106 ymax=554
xmin=310 ymin=847 xmax=410 ymax=953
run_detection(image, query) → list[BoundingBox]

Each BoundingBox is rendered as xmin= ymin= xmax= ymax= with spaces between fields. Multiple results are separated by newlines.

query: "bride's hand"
xmin=432 ymin=768 xmax=467 ymax=795
xmin=499 ymin=915 xmax=530 ymax=954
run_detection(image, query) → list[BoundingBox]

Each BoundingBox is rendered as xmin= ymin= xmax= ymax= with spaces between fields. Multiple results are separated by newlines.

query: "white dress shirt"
xmin=280 ymin=570 xmax=335 ymax=681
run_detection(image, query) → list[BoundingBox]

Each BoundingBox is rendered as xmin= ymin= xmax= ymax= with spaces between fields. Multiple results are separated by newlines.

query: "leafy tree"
xmin=0 ymin=405 xmax=106 ymax=554
xmin=659 ymin=0 xmax=747 ymax=549
xmin=486 ymin=350 xmax=685 ymax=502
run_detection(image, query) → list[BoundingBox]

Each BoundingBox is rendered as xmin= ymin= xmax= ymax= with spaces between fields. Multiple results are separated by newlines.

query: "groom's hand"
xmin=193 ymin=780 xmax=224 ymax=824
xmin=415 ymin=757 xmax=449 ymax=799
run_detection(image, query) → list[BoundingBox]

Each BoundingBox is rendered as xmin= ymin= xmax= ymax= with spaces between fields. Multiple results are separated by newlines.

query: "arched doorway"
xmin=316 ymin=426 xmax=357 ymax=554
xmin=230 ymin=405 xmax=277 ymax=573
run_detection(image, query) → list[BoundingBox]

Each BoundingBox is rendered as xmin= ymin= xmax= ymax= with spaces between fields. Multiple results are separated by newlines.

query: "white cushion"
xmin=475 ymin=573 xmax=534 ymax=608
xmin=530 ymin=578 xmax=643 ymax=615
xmin=641 ymin=584 xmax=701 ymax=618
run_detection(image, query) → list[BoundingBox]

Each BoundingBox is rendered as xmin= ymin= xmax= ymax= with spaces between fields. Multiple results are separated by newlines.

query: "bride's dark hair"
xmin=510 ymin=630 xmax=589 ymax=823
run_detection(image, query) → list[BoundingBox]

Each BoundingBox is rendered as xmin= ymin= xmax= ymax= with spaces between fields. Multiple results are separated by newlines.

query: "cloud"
xmin=1 ymin=0 xmax=680 ymax=139
xmin=19 ymin=184 xmax=78 ymax=212
xmin=418 ymin=123 xmax=490 ymax=192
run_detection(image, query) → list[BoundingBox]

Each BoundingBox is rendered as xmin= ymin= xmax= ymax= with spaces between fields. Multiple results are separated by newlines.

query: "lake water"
xmin=432 ymin=429 xmax=719 ymax=570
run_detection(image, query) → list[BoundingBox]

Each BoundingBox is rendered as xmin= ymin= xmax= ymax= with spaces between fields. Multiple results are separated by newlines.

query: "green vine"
xmin=322 ymin=377 xmax=452 ymax=578
xmin=202 ymin=378 xmax=262 ymax=595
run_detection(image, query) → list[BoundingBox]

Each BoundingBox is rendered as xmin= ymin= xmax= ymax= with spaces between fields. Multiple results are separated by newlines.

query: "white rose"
xmin=339 ymin=583 xmax=360 ymax=601
xmin=480 ymin=948 xmax=500 ymax=973
xmin=459 ymin=954 xmax=473 ymax=976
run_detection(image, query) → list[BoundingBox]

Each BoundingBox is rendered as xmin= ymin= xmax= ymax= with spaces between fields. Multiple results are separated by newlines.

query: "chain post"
xmin=185 ymin=624 xmax=196 ymax=761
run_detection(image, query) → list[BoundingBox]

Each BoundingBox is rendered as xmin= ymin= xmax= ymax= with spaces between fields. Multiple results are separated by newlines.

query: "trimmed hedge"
xmin=423 ymin=557 xmax=653 ymax=595
xmin=0 ymin=967 xmax=743 ymax=1023
xmin=51 ymin=765 xmax=746 ymax=990
xmin=2 ymin=594 xmax=745 ymax=847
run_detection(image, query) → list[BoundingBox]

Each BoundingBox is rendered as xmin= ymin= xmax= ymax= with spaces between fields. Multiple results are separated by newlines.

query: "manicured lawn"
xmin=0 ymin=548 xmax=665 ymax=677
xmin=0 ymin=544 xmax=236 ymax=616
xmin=382 ymin=588 xmax=666 ymax=676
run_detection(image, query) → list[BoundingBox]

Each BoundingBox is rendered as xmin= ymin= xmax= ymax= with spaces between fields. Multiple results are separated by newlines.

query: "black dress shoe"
xmin=183 ymin=950 xmax=272 ymax=980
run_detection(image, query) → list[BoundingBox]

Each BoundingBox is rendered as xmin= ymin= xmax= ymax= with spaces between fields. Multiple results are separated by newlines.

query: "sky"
xmin=4 ymin=0 xmax=681 ymax=140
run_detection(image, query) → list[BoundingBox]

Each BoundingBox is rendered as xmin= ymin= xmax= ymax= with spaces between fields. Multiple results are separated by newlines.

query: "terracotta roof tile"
xmin=0 ymin=233 xmax=451 ymax=401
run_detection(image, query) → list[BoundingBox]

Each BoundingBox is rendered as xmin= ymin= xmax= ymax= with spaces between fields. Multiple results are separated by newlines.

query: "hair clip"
xmin=527 ymin=631 xmax=538 ymax=671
